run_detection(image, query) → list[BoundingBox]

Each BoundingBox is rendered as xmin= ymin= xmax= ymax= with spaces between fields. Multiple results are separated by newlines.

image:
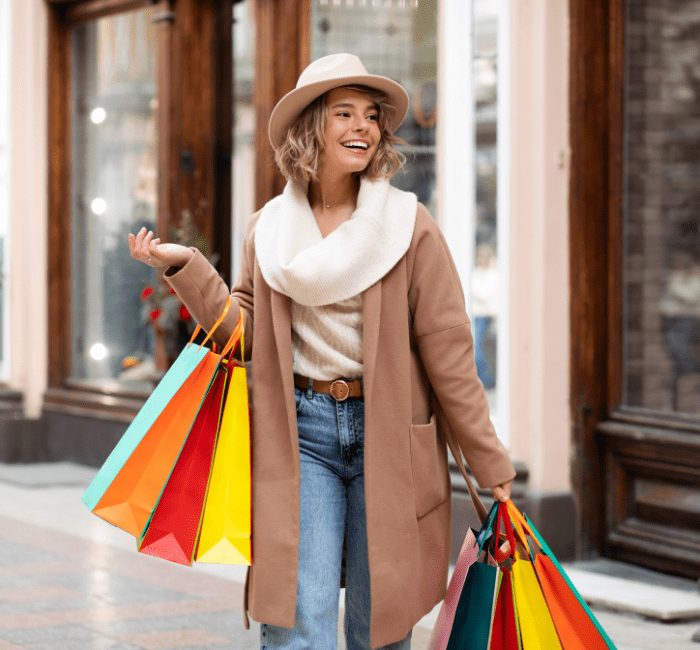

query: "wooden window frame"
xmin=46 ymin=0 xmax=233 ymax=416
xmin=571 ymin=0 xmax=700 ymax=576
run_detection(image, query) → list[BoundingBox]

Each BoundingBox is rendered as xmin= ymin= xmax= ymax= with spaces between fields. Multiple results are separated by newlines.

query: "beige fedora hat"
xmin=268 ymin=53 xmax=409 ymax=149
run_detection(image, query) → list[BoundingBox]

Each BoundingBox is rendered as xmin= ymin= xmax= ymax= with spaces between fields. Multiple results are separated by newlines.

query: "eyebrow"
xmin=330 ymin=102 xmax=379 ymax=111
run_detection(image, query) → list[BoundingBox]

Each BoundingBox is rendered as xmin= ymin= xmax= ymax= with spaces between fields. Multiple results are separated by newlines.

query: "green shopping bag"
xmin=445 ymin=503 xmax=502 ymax=650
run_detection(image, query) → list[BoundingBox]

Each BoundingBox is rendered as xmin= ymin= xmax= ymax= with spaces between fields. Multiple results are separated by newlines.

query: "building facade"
xmin=4 ymin=0 xmax=698 ymax=576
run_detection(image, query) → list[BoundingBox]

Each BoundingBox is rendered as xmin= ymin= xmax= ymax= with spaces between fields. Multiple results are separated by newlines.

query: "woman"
xmin=129 ymin=53 xmax=515 ymax=650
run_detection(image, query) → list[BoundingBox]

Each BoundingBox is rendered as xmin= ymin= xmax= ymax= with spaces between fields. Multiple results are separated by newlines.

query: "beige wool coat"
xmin=165 ymin=201 xmax=515 ymax=649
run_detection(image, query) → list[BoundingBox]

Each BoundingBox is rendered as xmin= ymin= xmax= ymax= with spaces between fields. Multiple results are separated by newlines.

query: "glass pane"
xmin=623 ymin=2 xmax=700 ymax=414
xmin=232 ymin=0 xmax=257 ymax=281
xmin=472 ymin=0 xmax=499 ymax=396
xmin=310 ymin=0 xmax=438 ymax=216
xmin=71 ymin=8 xmax=158 ymax=387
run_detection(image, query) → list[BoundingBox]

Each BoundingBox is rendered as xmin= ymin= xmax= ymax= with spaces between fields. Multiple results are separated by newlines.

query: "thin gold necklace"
xmin=313 ymin=183 xmax=358 ymax=209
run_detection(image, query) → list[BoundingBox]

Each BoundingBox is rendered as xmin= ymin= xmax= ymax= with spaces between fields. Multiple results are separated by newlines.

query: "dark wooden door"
xmin=571 ymin=0 xmax=700 ymax=577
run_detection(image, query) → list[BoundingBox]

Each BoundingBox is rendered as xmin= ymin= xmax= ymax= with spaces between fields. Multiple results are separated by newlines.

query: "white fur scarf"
xmin=254 ymin=178 xmax=418 ymax=307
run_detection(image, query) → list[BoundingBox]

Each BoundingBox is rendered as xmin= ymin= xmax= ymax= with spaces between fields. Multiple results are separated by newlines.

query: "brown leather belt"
xmin=293 ymin=374 xmax=363 ymax=401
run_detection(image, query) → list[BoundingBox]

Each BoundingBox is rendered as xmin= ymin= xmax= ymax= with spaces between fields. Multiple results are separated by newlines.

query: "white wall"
xmin=8 ymin=0 xmax=48 ymax=417
xmin=507 ymin=0 xmax=570 ymax=492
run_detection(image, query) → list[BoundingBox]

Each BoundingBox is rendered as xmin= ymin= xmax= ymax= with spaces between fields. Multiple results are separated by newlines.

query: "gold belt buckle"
xmin=330 ymin=379 xmax=350 ymax=401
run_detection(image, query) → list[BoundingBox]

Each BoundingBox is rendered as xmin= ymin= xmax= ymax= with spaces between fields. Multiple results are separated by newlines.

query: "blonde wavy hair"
xmin=274 ymin=84 xmax=407 ymax=186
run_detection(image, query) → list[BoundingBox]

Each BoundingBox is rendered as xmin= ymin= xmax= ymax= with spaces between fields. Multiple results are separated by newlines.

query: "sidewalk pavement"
xmin=0 ymin=462 xmax=698 ymax=650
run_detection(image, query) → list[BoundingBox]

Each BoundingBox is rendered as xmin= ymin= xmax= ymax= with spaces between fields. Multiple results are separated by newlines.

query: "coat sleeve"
xmin=407 ymin=205 xmax=515 ymax=489
xmin=163 ymin=213 xmax=257 ymax=359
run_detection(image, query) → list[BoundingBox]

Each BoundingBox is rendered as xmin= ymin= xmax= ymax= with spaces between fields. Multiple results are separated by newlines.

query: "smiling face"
xmin=320 ymin=87 xmax=381 ymax=176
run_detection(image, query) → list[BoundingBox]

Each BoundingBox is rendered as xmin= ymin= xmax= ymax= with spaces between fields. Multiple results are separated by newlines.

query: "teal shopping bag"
xmin=444 ymin=503 xmax=502 ymax=650
xmin=82 ymin=298 xmax=233 ymax=512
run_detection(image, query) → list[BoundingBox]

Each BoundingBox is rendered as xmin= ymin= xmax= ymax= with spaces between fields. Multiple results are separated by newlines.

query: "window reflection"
xmin=71 ymin=8 xmax=158 ymax=387
xmin=473 ymin=0 xmax=498 ymax=399
xmin=311 ymin=0 xmax=439 ymax=216
xmin=232 ymin=0 xmax=257 ymax=282
xmin=623 ymin=1 xmax=700 ymax=414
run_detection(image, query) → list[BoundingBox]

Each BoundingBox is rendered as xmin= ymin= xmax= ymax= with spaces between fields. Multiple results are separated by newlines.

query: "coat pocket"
xmin=409 ymin=414 xmax=450 ymax=518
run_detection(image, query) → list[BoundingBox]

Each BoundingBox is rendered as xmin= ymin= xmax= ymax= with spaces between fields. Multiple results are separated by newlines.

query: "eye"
xmin=336 ymin=111 xmax=350 ymax=118
xmin=367 ymin=114 xmax=378 ymax=121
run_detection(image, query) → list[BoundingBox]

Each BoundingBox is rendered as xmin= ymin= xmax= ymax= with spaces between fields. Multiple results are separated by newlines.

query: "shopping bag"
xmin=81 ymin=327 xmax=213 ymax=513
xmin=522 ymin=511 xmax=617 ymax=650
xmin=137 ymin=364 xmax=229 ymax=565
xmin=83 ymin=299 xmax=236 ymax=537
xmin=506 ymin=501 xmax=618 ymax=650
xmin=427 ymin=504 xmax=498 ymax=650
xmin=441 ymin=503 xmax=501 ymax=650
xmin=137 ymin=313 xmax=244 ymax=565
xmin=195 ymin=325 xmax=251 ymax=565
xmin=489 ymin=568 xmax=521 ymax=650
xmin=512 ymin=547 xmax=563 ymax=650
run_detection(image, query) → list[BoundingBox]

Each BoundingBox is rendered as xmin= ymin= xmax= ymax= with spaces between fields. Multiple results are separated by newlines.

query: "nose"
xmin=353 ymin=115 xmax=370 ymax=132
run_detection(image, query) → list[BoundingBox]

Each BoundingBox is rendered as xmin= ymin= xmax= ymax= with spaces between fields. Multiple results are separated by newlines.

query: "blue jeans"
xmin=473 ymin=316 xmax=495 ymax=388
xmin=260 ymin=382 xmax=412 ymax=650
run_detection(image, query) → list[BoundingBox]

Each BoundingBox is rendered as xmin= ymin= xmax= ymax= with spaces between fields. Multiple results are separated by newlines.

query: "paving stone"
xmin=0 ymin=541 xmax=66 ymax=568
xmin=566 ymin=568 xmax=700 ymax=621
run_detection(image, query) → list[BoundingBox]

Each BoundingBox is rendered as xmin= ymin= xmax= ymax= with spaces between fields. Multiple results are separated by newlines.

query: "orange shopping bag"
xmin=91 ymin=304 xmax=242 ymax=538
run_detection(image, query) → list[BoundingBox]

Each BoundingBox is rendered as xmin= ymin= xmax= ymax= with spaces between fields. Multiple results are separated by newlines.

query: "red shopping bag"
xmin=489 ymin=569 xmax=520 ymax=650
xmin=137 ymin=365 xmax=229 ymax=565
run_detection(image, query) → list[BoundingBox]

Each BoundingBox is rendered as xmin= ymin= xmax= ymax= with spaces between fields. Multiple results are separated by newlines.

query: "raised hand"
xmin=128 ymin=227 xmax=195 ymax=268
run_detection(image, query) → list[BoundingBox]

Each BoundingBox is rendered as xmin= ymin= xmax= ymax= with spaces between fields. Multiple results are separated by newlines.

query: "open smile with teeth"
xmin=341 ymin=140 xmax=371 ymax=154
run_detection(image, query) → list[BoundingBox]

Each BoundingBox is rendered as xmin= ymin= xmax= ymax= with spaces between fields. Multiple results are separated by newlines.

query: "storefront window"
xmin=311 ymin=0 xmax=439 ymax=216
xmin=70 ymin=8 xmax=158 ymax=386
xmin=623 ymin=1 xmax=700 ymax=414
xmin=471 ymin=0 xmax=499 ymax=400
xmin=232 ymin=0 xmax=256 ymax=282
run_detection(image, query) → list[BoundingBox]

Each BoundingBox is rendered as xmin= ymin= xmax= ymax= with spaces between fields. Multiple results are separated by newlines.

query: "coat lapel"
xmin=361 ymin=280 xmax=382 ymax=403
xmin=270 ymin=290 xmax=297 ymax=441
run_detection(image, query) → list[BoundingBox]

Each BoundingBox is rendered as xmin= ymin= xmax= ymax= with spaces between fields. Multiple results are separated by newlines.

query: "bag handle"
xmin=185 ymin=295 xmax=233 ymax=351
xmin=492 ymin=501 xmax=517 ymax=562
xmin=442 ymin=424 xmax=488 ymax=523
xmin=221 ymin=307 xmax=245 ymax=361
xmin=505 ymin=499 xmax=533 ymax=556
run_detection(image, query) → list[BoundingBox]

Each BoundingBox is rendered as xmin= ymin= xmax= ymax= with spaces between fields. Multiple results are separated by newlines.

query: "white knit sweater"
xmin=255 ymin=178 xmax=418 ymax=380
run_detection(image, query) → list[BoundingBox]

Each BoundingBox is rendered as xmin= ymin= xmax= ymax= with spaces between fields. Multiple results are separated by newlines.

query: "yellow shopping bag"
xmin=195 ymin=326 xmax=251 ymax=565
xmin=511 ymin=550 xmax=563 ymax=650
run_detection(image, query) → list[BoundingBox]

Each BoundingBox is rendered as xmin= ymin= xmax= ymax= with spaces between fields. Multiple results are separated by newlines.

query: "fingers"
xmin=490 ymin=482 xmax=512 ymax=502
xmin=129 ymin=227 xmax=160 ymax=266
xmin=491 ymin=487 xmax=508 ymax=502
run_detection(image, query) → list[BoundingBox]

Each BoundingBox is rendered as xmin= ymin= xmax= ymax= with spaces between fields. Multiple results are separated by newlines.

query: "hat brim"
xmin=268 ymin=74 xmax=409 ymax=150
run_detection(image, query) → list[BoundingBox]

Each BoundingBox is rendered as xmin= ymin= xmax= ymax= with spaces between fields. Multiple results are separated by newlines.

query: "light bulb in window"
xmin=91 ymin=198 xmax=107 ymax=215
xmin=90 ymin=343 xmax=107 ymax=360
xmin=90 ymin=107 xmax=107 ymax=124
